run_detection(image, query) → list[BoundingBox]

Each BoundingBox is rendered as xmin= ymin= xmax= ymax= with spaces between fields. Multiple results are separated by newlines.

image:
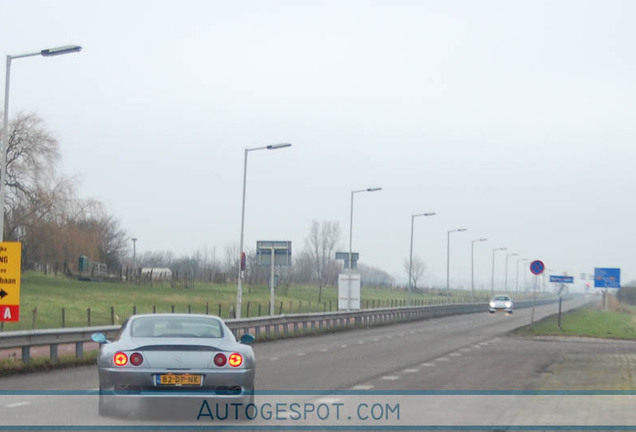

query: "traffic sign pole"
xmin=529 ymin=260 xmax=544 ymax=324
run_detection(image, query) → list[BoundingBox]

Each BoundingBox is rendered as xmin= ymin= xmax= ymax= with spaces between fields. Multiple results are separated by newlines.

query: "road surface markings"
xmin=351 ymin=385 xmax=374 ymax=390
xmin=319 ymin=348 xmax=328 ymax=353
xmin=270 ymin=357 xmax=279 ymax=361
xmin=340 ymin=344 xmax=348 ymax=348
xmin=381 ymin=376 xmax=400 ymax=381
xmin=297 ymin=352 xmax=306 ymax=357
xmin=420 ymin=363 xmax=436 ymax=367
xmin=6 ymin=401 xmax=30 ymax=408
xmin=403 ymin=368 xmax=419 ymax=373
xmin=450 ymin=352 xmax=462 ymax=357
xmin=436 ymin=357 xmax=450 ymax=362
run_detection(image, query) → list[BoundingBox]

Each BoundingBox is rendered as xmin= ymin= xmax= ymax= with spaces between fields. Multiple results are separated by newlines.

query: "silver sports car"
xmin=92 ymin=313 xmax=255 ymax=418
xmin=489 ymin=294 xmax=514 ymax=314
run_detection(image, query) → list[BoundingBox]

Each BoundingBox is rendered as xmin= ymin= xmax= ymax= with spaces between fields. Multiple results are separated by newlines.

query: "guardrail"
xmin=0 ymin=299 xmax=557 ymax=363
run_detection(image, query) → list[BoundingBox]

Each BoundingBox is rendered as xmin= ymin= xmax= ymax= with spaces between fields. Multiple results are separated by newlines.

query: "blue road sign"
xmin=594 ymin=268 xmax=621 ymax=288
xmin=550 ymin=275 xmax=574 ymax=284
xmin=530 ymin=260 xmax=545 ymax=275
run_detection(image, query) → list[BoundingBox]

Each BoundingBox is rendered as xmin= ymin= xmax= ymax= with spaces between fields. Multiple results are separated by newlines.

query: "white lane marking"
xmin=450 ymin=353 xmax=462 ymax=357
xmin=270 ymin=357 xmax=280 ymax=361
xmin=340 ymin=344 xmax=347 ymax=348
xmin=320 ymin=348 xmax=328 ymax=353
xmin=297 ymin=352 xmax=306 ymax=357
xmin=372 ymin=338 xmax=380 ymax=342
xmin=436 ymin=357 xmax=449 ymax=362
xmin=460 ymin=348 xmax=472 ymax=353
xmin=421 ymin=363 xmax=436 ymax=367
xmin=403 ymin=368 xmax=419 ymax=373
xmin=381 ymin=376 xmax=400 ymax=381
xmin=6 ymin=401 xmax=30 ymax=408
xmin=314 ymin=397 xmax=342 ymax=405
xmin=386 ymin=335 xmax=393 ymax=339
xmin=352 ymin=385 xmax=374 ymax=390
xmin=357 ymin=341 xmax=365 ymax=345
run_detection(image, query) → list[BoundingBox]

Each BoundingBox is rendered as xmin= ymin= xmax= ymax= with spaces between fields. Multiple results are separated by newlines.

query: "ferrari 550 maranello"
xmin=91 ymin=313 xmax=255 ymax=417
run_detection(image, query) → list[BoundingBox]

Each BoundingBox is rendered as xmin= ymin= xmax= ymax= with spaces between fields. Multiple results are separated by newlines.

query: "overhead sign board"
xmin=335 ymin=252 xmax=359 ymax=270
xmin=530 ymin=260 xmax=545 ymax=275
xmin=550 ymin=275 xmax=574 ymax=284
xmin=594 ymin=267 xmax=621 ymax=289
xmin=256 ymin=241 xmax=292 ymax=266
xmin=0 ymin=242 xmax=22 ymax=322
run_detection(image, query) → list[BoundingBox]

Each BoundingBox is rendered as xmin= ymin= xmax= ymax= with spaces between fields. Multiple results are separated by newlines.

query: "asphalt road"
xmin=5 ymin=295 xmax=633 ymax=430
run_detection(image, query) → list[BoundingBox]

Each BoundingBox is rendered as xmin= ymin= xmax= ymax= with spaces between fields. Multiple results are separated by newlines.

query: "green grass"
xmin=0 ymin=351 xmax=98 ymax=376
xmin=0 ymin=272 xmax=497 ymax=331
xmin=514 ymin=304 xmax=636 ymax=339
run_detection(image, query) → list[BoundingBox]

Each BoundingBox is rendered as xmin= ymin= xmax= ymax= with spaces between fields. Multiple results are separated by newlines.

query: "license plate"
xmin=156 ymin=374 xmax=202 ymax=386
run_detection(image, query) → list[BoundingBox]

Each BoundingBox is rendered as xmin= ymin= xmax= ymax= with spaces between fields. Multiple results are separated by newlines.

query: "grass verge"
xmin=514 ymin=300 xmax=636 ymax=340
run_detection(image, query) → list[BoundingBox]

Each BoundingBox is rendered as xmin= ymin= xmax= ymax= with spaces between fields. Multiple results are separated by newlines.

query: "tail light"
xmin=130 ymin=352 xmax=144 ymax=366
xmin=214 ymin=353 xmax=227 ymax=367
xmin=228 ymin=353 xmax=243 ymax=367
xmin=114 ymin=352 xmax=128 ymax=366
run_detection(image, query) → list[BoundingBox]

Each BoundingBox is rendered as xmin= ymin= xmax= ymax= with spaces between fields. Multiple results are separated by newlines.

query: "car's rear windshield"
xmin=493 ymin=296 xmax=511 ymax=301
xmin=130 ymin=316 xmax=224 ymax=338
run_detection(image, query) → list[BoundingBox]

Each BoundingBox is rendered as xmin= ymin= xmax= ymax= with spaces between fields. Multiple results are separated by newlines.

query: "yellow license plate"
xmin=157 ymin=374 xmax=202 ymax=386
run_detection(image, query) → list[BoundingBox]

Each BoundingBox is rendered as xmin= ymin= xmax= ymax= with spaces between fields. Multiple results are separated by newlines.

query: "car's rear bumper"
xmin=98 ymin=366 xmax=255 ymax=395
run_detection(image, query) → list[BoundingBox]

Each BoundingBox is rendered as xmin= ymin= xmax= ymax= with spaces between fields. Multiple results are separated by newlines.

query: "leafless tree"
xmin=1 ymin=112 xmax=128 ymax=270
xmin=305 ymin=220 xmax=341 ymax=302
xmin=403 ymin=256 xmax=426 ymax=290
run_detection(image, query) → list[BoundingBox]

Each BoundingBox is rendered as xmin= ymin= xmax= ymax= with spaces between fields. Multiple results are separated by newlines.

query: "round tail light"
xmin=214 ymin=353 xmax=227 ymax=367
xmin=113 ymin=352 xmax=128 ymax=366
xmin=130 ymin=352 xmax=144 ymax=366
xmin=228 ymin=353 xmax=243 ymax=367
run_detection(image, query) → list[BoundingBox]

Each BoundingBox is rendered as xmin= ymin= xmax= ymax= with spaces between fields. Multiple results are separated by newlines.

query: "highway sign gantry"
xmin=0 ymin=242 xmax=22 ymax=322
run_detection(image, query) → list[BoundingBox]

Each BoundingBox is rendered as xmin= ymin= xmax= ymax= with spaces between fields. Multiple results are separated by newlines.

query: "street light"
xmin=131 ymin=238 xmax=138 ymax=275
xmin=347 ymin=187 xmax=382 ymax=310
xmin=516 ymin=257 xmax=527 ymax=293
xmin=236 ymin=143 xmax=292 ymax=319
xmin=470 ymin=238 xmax=488 ymax=302
xmin=1 ymin=45 xmax=82 ymax=241
xmin=490 ymin=247 xmax=507 ymax=296
xmin=504 ymin=252 xmax=519 ymax=293
xmin=446 ymin=228 xmax=467 ymax=300
xmin=408 ymin=212 xmax=436 ymax=304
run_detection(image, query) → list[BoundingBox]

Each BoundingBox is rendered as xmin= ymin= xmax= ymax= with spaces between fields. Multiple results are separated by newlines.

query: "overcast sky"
xmin=1 ymin=0 xmax=635 ymax=290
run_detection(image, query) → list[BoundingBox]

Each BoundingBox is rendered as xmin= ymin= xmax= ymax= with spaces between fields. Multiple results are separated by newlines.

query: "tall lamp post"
xmin=490 ymin=247 xmax=507 ymax=296
xmin=515 ymin=257 xmax=526 ymax=293
xmin=470 ymin=238 xmax=488 ymax=302
xmin=1 ymin=45 xmax=82 ymax=241
xmin=408 ymin=212 xmax=436 ymax=304
xmin=446 ymin=228 xmax=467 ymax=300
xmin=236 ymin=143 xmax=292 ymax=319
xmin=347 ymin=187 xmax=381 ymax=310
xmin=131 ymin=238 xmax=138 ymax=280
xmin=504 ymin=252 xmax=518 ymax=293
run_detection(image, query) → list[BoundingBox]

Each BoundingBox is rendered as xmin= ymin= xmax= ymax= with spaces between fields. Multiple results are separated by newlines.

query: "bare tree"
xmin=1 ymin=112 xmax=128 ymax=270
xmin=305 ymin=220 xmax=341 ymax=302
xmin=403 ymin=256 xmax=426 ymax=290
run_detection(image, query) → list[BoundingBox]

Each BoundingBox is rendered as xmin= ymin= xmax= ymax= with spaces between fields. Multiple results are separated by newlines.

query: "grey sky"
xmin=1 ymin=0 xmax=635 ymax=289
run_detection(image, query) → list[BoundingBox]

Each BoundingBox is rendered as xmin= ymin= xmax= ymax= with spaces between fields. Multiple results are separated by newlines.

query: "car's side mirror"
xmin=240 ymin=334 xmax=255 ymax=345
xmin=91 ymin=332 xmax=109 ymax=344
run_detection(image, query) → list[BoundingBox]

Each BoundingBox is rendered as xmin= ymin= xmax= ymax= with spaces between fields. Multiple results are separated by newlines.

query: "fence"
xmin=0 ymin=298 xmax=557 ymax=363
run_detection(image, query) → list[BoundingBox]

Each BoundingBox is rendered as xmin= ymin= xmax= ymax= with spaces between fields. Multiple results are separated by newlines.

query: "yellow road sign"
xmin=0 ymin=242 xmax=21 ymax=322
